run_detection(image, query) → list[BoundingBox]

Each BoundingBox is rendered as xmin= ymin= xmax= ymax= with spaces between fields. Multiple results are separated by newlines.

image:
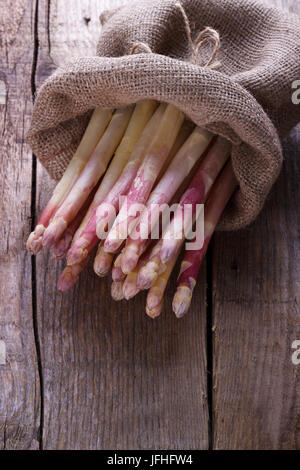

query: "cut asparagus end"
xmin=172 ymin=285 xmax=193 ymax=318
xmin=111 ymin=281 xmax=125 ymax=301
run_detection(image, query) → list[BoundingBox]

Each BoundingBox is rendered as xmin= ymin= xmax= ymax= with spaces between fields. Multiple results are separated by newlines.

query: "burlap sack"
xmin=26 ymin=0 xmax=300 ymax=230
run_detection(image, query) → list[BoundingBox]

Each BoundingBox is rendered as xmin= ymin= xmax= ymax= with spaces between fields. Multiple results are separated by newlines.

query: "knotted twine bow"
xmin=131 ymin=2 xmax=221 ymax=69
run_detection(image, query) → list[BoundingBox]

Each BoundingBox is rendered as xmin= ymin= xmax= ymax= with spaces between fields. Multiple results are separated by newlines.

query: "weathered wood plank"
xmin=35 ymin=0 xmax=209 ymax=449
xmin=212 ymin=0 xmax=300 ymax=451
xmin=0 ymin=0 xmax=40 ymax=450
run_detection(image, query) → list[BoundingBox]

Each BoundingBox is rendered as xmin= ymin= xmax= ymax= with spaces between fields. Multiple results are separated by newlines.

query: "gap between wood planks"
xmin=29 ymin=0 xmax=214 ymax=449
xmin=30 ymin=0 xmax=44 ymax=451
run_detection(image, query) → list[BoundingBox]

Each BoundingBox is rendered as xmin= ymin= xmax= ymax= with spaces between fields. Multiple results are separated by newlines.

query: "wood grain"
xmin=0 ymin=0 xmax=40 ymax=450
xmin=35 ymin=0 xmax=209 ymax=450
xmin=212 ymin=0 xmax=300 ymax=451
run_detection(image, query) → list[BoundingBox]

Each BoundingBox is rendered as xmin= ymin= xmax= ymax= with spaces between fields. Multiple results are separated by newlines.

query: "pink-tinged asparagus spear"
xmin=134 ymin=153 xmax=204 ymax=289
xmin=111 ymin=280 xmax=125 ymax=301
xmin=51 ymin=182 xmax=100 ymax=259
xmin=42 ymin=105 xmax=134 ymax=248
xmin=57 ymin=257 xmax=90 ymax=292
xmin=103 ymin=104 xmax=185 ymax=253
xmin=160 ymin=136 xmax=231 ymax=264
xmin=66 ymin=100 xmax=157 ymax=266
xmin=157 ymin=120 xmax=195 ymax=181
xmin=26 ymin=107 xmax=113 ymax=254
xmin=122 ymin=242 xmax=153 ymax=300
xmin=136 ymin=238 xmax=165 ymax=290
xmin=112 ymin=252 xmax=126 ymax=282
xmin=93 ymin=242 xmax=114 ymax=277
xmin=145 ymin=249 xmax=180 ymax=319
xmin=58 ymin=236 xmax=99 ymax=290
xmin=77 ymin=114 xmax=191 ymax=262
xmin=94 ymin=103 xmax=167 ymax=241
xmin=120 ymin=126 xmax=213 ymax=274
xmin=58 ymin=235 xmax=101 ymax=290
xmin=122 ymin=270 xmax=140 ymax=301
xmin=145 ymin=302 xmax=163 ymax=319
xmin=172 ymin=161 xmax=238 ymax=318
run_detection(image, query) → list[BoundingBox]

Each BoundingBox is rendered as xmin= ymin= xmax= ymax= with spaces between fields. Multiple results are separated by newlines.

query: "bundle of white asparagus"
xmin=27 ymin=100 xmax=237 ymax=318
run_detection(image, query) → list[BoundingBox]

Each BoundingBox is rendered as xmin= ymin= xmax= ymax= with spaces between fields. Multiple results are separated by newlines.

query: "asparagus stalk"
xmin=160 ymin=137 xmax=231 ymax=264
xmin=145 ymin=302 xmax=163 ymax=319
xmin=122 ymin=270 xmax=140 ymax=300
xmin=172 ymin=161 xmax=238 ymax=318
xmin=145 ymin=249 xmax=179 ymax=319
xmin=103 ymin=104 xmax=185 ymax=253
xmin=122 ymin=242 xmax=152 ymax=300
xmin=157 ymin=120 xmax=195 ymax=181
xmin=112 ymin=252 xmax=126 ymax=282
xmin=136 ymin=238 xmax=165 ymax=290
xmin=26 ymin=107 xmax=113 ymax=254
xmin=58 ymin=236 xmax=99 ymax=290
xmin=93 ymin=242 xmax=114 ymax=277
xmin=134 ymin=169 xmax=196 ymax=291
xmin=42 ymin=105 xmax=134 ymax=248
xmin=94 ymin=103 xmax=167 ymax=241
xmin=57 ymin=257 xmax=89 ymax=292
xmin=120 ymin=126 xmax=213 ymax=274
xmin=51 ymin=182 xmax=100 ymax=259
xmin=66 ymin=100 xmax=158 ymax=265
xmin=111 ymin=280 xmax=125 ymax=301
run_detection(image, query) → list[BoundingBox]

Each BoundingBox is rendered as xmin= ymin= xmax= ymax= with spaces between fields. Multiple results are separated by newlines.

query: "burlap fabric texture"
xmin=26 ymin=0 xmax=300 ymax=230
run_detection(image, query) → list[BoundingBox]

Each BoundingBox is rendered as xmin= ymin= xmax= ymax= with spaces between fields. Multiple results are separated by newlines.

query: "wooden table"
xmin=0 ymin=0 xmax=299 ymax=450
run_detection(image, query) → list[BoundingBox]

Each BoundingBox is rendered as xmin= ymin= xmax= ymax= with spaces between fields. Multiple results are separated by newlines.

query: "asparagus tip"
xmin=26 ymin=224 xmax=45 ymax=255
xmin=172 ymin=285 xmax=192 ymax=318
xmin=93 ymin=260 xmax=111 ymax=277
xmin=57 ymin=267 xmax=77 ymax=292
xmin=111 ymin=281 xmax=125 ymax=301
xmin=43 ymin=218 xmax=67 ymax=248
xmin=136 ymin=261 xmax=160 ymax=290
xmin=120 ymin=248 xmax=139 ymax=275
xmin=145 ymin=302 xmax=162 ymax=319
xmin=123 ymin=280 xmax=140 ymax=300
xmin=146 ymin=289 xmax=162 ymax=310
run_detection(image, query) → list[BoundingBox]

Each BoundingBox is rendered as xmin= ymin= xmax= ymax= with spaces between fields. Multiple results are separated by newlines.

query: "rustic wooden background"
xmin=0 ymin=0 xmax=299 ymax=450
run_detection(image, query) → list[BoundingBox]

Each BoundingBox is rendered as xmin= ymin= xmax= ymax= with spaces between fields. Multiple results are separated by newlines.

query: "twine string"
xmin=130 ymin=3 xmax=221 ymax=69
xmin=175 ymin=2 xmax=220 ymax=68
xmin=130 ymin=42 xmax=153 ymax=55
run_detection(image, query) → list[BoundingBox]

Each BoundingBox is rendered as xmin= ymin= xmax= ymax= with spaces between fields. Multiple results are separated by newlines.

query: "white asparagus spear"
xmin=26 ymin=107 xmax=113 ymax=254
xmin=42 ymin=105 xmax=134 ymax=247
